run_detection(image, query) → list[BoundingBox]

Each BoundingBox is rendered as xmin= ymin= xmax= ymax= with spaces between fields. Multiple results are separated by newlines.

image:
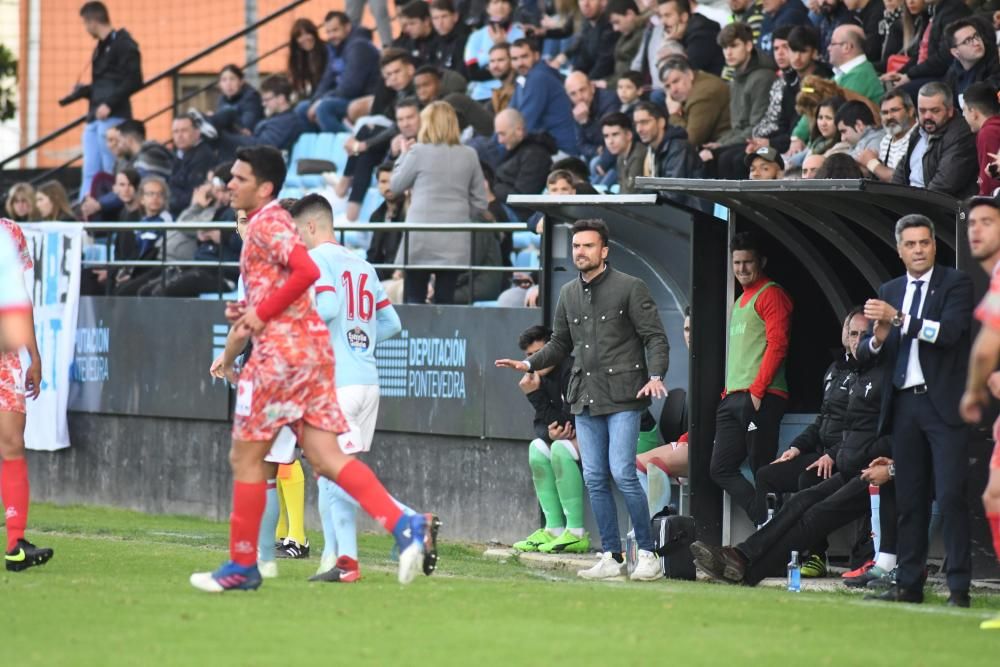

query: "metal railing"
xmin=2 ymin=0 xmax=309 ymax=173
xmin=79 ymin=221 xmax=538 ymax=304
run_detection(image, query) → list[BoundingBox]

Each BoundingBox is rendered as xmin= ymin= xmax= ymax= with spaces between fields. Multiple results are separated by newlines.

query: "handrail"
xmin=78 ymin=222 xmax=530 ymax=231
xmin=1 ymin=0 xmax=309 ymax=169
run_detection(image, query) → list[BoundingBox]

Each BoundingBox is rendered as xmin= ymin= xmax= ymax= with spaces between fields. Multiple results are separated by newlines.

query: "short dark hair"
xmin=815 ymin=152 xmax=863 ymax=179
xmin=518 ymin=325 xmax=552 ymax=351
xmin=918 ymin=81 xmax=954 ymax=109
xmin=116 ymin=166 xmax=141 ymax=189
xmin=380 ymin=47 xmax=415 ymax=68
xmin=235 ymin=146 xmax=287 ymax=198
xmin=173 ymin=114 xmax=196 ymax=129
xmin=787 ymin=25 xmax=820 ymax=53
xmin=718 ymin=22 xmax=755 ymax=48
xmin=79 ymin=1 xmax=109 ymax=23
xmin=618 ymin=71 xmax=644 ymax=89
xmin=601 ymin=111 xmax=633 ymax=131
xmin=882 ymin=86 xmax=914 ymax=111
xmin=731 ymin=231 xmax=763 ymax=259
xmin=490 ymin=42 xmax=511 ymax=55
xmin=260 ymin=74 xmax=293 ymax=100
xmin=607 ymin=0 xmax=640 ymax=15
xmin=116 ymin=119 xmax=145 ymax=141
xmin=399 ymin=1 xmax=431 ymax=20
xmin=278 ymin=198 xmax=298 ymax=212
xmin=658 ymin=0 xmax=692 ymax=13
xmin=572 ymin=219 xmax=610 ymax=246
xmin=324 ymin=10 xmax=351 ymax=25
xmin=547 ymin=169 xmax=576 ymax=187
xmin=772 ymin=24 xmax=795 ymax=43
xmin=894 ymin=214 xmax=935 ymax=244
xmin=551 ymin=157 xmax=590 ymax=183
xmin=395 ymin=96 xmax=422 ymax=115
xmin=212 ymin=161 xmax=234 ymax=184
xmin=290 ymin=192 xmax=334 ymax=221
xmin=965 ymin=195 xmax=1000 ymax=217
xmin=376 ymin=161 xmax=395 ymax=176
xmin=510 ymin=37 xmax=540 ymax=53
xmin=220 ymin=64 xmax=244 ymax=79
xmin=834 ymin=100 xmax=875 ymax=129
xmin=633 ymin=100 xmax=667 ymax=121
xmin=963 ymin=82 xmax=1000 ymax=116
xmin=430 ymin=0 xmax=457 ymax=12
xmin=945 ymin=17 xmax=982 ymax=48
xmin=414 ymin=64 xmax=442 ymax=80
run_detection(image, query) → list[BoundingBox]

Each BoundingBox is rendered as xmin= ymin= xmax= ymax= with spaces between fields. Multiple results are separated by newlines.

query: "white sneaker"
xmin=258 ymin=560 xmax=278 ymax=579
xmin=316 ymin=554 xmax=336 ymax=576
xmin=576 ymin=552 xmax=625 ymax=580
xmin=631 ymin=549 xmax=663 ymax=581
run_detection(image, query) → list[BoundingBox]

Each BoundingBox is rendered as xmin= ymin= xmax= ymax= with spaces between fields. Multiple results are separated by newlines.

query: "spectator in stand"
xmin=287 ymin=18 xmax=329 ymax=100
xmin=661 ymin=56 xmax=732 ymax=148
xmin=394 ymin=1 xmax=439 ymax=64
xmin=815 ymin=150 xmax=866 ymax=176
xmin=817 ymin=0 xmax=863 ymax=57
xmin=496 ymin=272 xmax=536 ymax=307
xmin=413 ymin=65 xmax=496 ymax=137
xmin=465 ymin=0 xmax=526 ymax=101
xmin=113 ymin=175 xmax=172 ymax=295
xmin=368 ymin=162 xmax=407 ymax=302
xmin=76 ymin=2 xmax=142 ymax=201
xmin=879 ymin=0 xmax=971 ymax=96
xmin=167 ymin=115 xmax=216 ymax=219
xmin=730 ymin=0 xmax=766 ymax=44
xmin=565 ymin=71 xmax=619 ymax=165
xmin=486 ymin=43 xmax=517 ymax=114
xmin=547 ymin=0 xmax=618 ymax=81
xmin=509 ymin=38 xmax=579 ymax=156
xmin=746 ymin=145 xmax=785 ymax=179
xmin=835 ymin=100 xmax=887 ymax=158
xmin=390 ymin=101 xmax=488 ymax=304
xmin=298 ymin=11 xmax=381 ymax=133
xmin=389 ymin=98 xmax=423 ymax=164
xmin=758 ymin=0 xmax=810 ymax=55
xmin=944 ymin=18 xmax=1000 ymax=105
xmin=878 ymin=0 xmax=927 ymax=75
xmin=960 ymin=82 xmax=1000 ymax=195
xmin=844 ymin=0 xmax=887 ymax=63
xmin=633 ymin=100 xmax=705 ymax=177
xmin=493 ymin=108 xmax=557 ymax=211
xmin=700 ymin=23 xmax=775 ymax=178
xmin=431 ymin=0 xmax=471 ymax=77
xmin=210 ymin=65 xmax=263 ymax=136
xmin=4 ymin=183 xmax=39 ymax=222
xmin=546 ymin=169 xmax=579 ymax=194
xmin=801 ymin=153 xmax=826 ymax=176
xmin=81 ymin=167 xmax=143 ymax=294
xmin=200 ymin=75 xmax=306 ymax=161
xmin=616 ymin=71 xmax=643 ymax=115
xmin=657 ymin=0 xmax=725 ymax=76
xmin=855 ymin=87 xmax=916 ymax=179
xmin=830 ymin=24 xmax=885 ymax=105
xmin=892 ymin=81 xmax=978 ymax=197
xmin=35 ymin=181 xmax=77 ymax=221
xmin=347 ymin=0 xmax=393 ymax=47
xmin=786 ymin=25 xmax=836 ymax=154
xmin=746 ymin=26 xmax=801 ymax=155
xmin=806 ymin=96 xmax=851 ymax=156
xmin=602 ymin=112 xmax=648 ymax=193
xmin=608 ymin=0 xmax=649 ymax=85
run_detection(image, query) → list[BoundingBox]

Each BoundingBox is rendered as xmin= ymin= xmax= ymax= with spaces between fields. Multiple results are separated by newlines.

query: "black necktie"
xmin=893 ymin=279 xmax=924 ymax=388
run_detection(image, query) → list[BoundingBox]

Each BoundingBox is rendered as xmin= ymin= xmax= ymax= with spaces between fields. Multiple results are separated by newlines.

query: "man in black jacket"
xmin=658 ymin=0 xmax=725 ymax=76
xmin=859 ymin=214 xmax=973 ymax=607
xmin=892 ymin=81 xmax=978 ymax=198
xmin=943 ymin=17 xmax=1000 ymax=106
xmin=430 ymin=0 xmax=470 ymax=78
xmin=549 ymin=0 xmax=618 ymax=81
xmin=77 ymin=2 xmax=142 ymax=200
xmin=168 ymin=115 xmax=217 ymax=218
xmin=883 ymin=0 xmax=970 ymax=93
xmin=493 ymin=109 xmax=555 ymax=216
xmin=632 ymin=101 xmax=704 ymax=178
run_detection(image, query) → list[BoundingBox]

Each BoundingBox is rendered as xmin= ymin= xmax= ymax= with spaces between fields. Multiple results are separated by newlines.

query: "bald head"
xmin=495 ymin=108 xmax=525 ymax=151
xmin=829 ymin=24 xmax=866 ymax=66
xmin=802 ymin=154 xmax=826 ymax=179
xmin=565 ymin=71 xmax=595 ymax=109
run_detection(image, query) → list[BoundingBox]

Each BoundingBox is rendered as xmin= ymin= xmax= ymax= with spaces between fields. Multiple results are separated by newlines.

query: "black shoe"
xmin=864 ymin=584 xmax=923 ymax=604
xmin=5 ymin=539 xmax=54 ymax=572
xmin=276 ymin=539 xmax=310 ymax=559
xmin=690 ymin=541 xmax=745 ymax=583
xmin=422 ymin=514 xmax=441 ymax=576
xmin=947 ymin=591 xmax=971 ymax=608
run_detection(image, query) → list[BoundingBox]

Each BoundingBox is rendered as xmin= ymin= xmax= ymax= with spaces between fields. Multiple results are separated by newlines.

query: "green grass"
xmin=1 ymin=504 xmax=998 ymax=666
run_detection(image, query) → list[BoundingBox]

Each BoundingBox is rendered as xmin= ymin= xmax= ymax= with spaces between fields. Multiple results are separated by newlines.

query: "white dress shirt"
xmin=869 ymin=267 xmax=935 ymax=388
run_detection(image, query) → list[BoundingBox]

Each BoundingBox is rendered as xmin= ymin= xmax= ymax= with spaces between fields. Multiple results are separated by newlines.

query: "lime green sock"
xmin=528 ymin=439 xmax=565 ymax=532
xmin=636 ymin=423 xmax=660 ymax=455
xmin=551 ymin=439 xmax=585 ymax=530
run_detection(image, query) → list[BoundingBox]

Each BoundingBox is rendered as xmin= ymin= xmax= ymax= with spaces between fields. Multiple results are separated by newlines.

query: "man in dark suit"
xmin=858 ymin=214 xmax=974 ymax=606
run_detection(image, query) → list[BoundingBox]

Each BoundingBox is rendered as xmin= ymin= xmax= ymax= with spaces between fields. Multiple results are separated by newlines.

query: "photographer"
xmin=68 ymin=3 xmax=142 ymax=201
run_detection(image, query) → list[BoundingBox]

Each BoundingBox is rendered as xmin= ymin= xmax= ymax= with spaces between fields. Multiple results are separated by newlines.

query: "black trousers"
xmin=344 ymin=126 xmax=390 ymax=205
xmin=752 ymin=452 xmax=823 ymax=525
xmin=890 ymin=391 xmax=971 ymax=594
xmin=738 ymin=473 xmax=898 ymax=586
xmin=710 ymin=392 xmax=787 ymax=521
xmin=403 ymin=270 xmax=459 ymax=304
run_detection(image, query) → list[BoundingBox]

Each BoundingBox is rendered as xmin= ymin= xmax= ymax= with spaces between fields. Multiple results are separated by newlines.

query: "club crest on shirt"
xmin=347 ymin=327 xmax=370 ymax=353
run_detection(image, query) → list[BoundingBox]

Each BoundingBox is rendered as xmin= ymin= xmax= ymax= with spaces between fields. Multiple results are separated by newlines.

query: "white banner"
xmin=20 ymin=223 xmax=83 ymax=451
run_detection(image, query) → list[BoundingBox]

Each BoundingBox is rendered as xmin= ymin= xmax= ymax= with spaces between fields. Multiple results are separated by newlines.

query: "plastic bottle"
xmin=787 ymin=550 xmax=801 ymax=592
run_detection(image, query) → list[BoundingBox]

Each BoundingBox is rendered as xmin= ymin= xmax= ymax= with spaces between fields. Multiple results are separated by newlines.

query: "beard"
xmin=921 ymin=119 xmax=940 ymax=133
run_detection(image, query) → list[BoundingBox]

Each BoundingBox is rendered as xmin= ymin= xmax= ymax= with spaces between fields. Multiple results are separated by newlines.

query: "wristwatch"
xmin=888 ymin=463 xmax=895 ymax=478
xmin=649 ymin=375 xmax=662 ymax=382
xmin=891 ymin=312 xmax=904 ymax=327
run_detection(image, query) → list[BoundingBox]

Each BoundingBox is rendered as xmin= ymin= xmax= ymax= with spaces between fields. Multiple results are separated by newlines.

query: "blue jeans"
xmin=296 ymin=98 xmax=351 ymax=133
xmin=575 ymin=408 xmax=653 ymax=552
xmin=81 ymin=117 xmax=123 ymax=200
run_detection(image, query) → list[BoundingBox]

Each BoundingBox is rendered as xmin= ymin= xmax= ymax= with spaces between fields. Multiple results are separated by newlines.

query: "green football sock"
xmin=636 ymin=423 xmax=660 ymax=455
xmin=528 ymin=439 xmax=565 ymax=532
xmin=551 ymin=439 xmax=585 ymax=530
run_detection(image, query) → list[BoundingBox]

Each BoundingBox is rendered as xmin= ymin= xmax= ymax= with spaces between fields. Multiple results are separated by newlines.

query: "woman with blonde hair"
xmin=4 ymin=183 xmax=39 ymax=222
xmin=35 ymin=181 xmax=77 ymax=222
xmin=390 ymin=101 xmax=488 ymax=305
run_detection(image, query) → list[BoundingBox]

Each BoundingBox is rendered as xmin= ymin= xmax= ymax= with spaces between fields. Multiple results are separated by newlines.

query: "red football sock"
xmin=988 ymin=512 xmax=1000 ymax=562
xmin=230 ymin=481 xmax=266 ymax=567
xmin=334 ymin=459 xmax=404 ymax=532
xmin=2 ymin=457 xmax=29 ymax=552
xmin=337 ymin=555 xmax=359 ymax=571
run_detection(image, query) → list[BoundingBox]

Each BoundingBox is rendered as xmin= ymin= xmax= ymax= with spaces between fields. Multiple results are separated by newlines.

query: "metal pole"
xmin=244 ymin=0 xmax=260 ymax=86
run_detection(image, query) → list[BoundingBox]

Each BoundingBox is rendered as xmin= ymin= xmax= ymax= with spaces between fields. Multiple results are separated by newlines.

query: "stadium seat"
xmin=511 ymin=231 xmax=540 ymax=250
xmin=472 ymin=300 xmax=499 ymax=307
xmin=514 ymin=248 xmax=540 ymax=268
xmin=282 ymin=132 xmax=350 ymax=195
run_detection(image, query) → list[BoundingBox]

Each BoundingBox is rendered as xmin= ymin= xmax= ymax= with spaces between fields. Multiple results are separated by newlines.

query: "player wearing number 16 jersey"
xmin=290 ymin=194 xmax=439 ymax=583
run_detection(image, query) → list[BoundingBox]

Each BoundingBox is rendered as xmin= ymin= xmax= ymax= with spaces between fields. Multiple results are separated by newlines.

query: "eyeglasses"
xmin=514 ymin=279 xmax=534 ymax=287
xmin=142 ymin=190 xmax=165 ymax=198
xmin=261 ymin=94 xmax=276 ymax=103
xmin=955 ymin=33 xmax=983 ymax=48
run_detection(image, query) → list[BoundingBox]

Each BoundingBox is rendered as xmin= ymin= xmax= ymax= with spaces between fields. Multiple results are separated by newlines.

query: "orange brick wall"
xmin=17 ymin=0 xmax=379 ymax=169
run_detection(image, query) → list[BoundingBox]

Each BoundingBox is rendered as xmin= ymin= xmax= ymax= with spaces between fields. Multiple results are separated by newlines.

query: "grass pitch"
xmin=1 ymin=505 xmax=997 ymax=667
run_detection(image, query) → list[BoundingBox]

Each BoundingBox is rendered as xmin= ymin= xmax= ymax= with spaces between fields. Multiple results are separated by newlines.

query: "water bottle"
xmin=787 ymin=551 xmax=801 ymax=593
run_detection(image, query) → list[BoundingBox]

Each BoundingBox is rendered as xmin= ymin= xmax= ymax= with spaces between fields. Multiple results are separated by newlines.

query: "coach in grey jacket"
xmin=496 ymin=218 xmax=670 ymax=581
